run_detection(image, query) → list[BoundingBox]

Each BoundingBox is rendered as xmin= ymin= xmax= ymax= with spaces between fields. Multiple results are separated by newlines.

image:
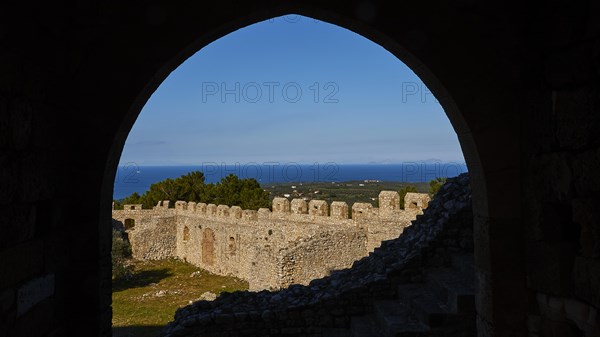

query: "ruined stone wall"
xmin=112 ymin=207 xmax=178 ymax=260
xmin=112 ymin=191 xmax=429 ymax=290
xmin=160 ymin=174 xmax=476 ymax=337
xmin=355 ymin=209 xmax=422 ymax=252
xmin=173 ymin=205 xmax=373 ymax=290
xmin=127 ymin=215 xmax=177 ymax=260
xmin=175 ymin=215 xmax=286 ymax=291
xmin=279 ymin=229 xmax=367 ymax=288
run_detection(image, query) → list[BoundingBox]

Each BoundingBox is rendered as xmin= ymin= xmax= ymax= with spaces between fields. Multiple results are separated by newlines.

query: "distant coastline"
xmin=113 ymin=162 xmax=467 ymax=200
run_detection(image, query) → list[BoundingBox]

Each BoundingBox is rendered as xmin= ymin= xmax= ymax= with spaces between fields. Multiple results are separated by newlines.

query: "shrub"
xmin=112 ymin=229 xmax=134 ymax=281
xmin=398 ymin=185 xmax=418 ymax=209
xmin=429 ymin=177 xmax=447 ymax=197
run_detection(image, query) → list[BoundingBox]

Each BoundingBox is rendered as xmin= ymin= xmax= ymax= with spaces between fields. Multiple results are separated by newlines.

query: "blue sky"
xmin=119 ymin=14 xmax=464 ymax=166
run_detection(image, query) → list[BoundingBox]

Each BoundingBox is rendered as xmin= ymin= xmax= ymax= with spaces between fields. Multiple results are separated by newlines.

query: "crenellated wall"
xmin=112 ymin=191 xmax=430 ymax=290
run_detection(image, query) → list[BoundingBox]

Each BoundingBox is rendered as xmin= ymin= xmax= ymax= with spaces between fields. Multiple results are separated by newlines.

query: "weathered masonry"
xmin=112 ymin=192 xmax=431 ymax=290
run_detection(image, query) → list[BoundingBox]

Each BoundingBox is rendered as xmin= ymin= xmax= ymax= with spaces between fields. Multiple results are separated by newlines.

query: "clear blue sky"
xmin=119 ymin=14 xmax=464 ymax=166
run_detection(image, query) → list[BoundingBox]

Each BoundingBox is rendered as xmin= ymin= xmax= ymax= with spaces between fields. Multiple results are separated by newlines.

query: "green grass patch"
xmin=112 ymin=258 xmax=248 ymax=337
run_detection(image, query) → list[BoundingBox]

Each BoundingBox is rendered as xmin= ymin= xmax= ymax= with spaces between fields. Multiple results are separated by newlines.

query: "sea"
xmin=113 ymin=162 xmax=468 ymax=200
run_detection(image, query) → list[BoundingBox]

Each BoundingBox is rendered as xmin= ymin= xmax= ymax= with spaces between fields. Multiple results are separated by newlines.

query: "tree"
xmin=429 ymin=177 xmax=447 ymax=197
xmin=112 ymin=229 xmax=133 ymax=280
xmin=398 ymin=185 xmax=418 ymax=209
xmin=115 ymin=171 xmax=269 ymax=210
xmin=213 ymin=174 xmax=269 ymax=209
xmin=179 ymin=171 xmax=206 ymax=201
xmin=113 ymin=192 xmax=141 ymax=210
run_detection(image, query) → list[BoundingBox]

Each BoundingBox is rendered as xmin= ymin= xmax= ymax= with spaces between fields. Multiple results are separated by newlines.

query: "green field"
xmin=264 ymin=180 xmax=430 ymax=207
xmin=112 ymin=259 xmax=248 ymax=337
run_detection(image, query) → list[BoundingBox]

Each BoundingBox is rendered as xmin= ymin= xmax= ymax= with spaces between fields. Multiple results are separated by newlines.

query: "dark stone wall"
xmin=0 ymin=1 xmax=597 ymax=336
xmin=521 ymin=2 xmax=600 ymax=335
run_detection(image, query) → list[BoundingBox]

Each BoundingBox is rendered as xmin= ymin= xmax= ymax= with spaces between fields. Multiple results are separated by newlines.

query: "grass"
xmin=112 ymin=258 xmax=249 ymax=337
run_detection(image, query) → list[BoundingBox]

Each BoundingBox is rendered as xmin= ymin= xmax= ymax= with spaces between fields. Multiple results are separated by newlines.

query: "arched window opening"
xmin=228 ymin=236 xmax=236 ymax=256
xmin=183 ymin=226 xmax=190 ymax=241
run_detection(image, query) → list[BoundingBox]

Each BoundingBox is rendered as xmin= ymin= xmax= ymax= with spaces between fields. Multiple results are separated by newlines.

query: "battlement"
xmin=114 ymin=191 xmax=430 ymax=225
xmin=155 ymin=200 xmax=170 ymax=209
xmin=123 ymin=204 xmax=143 ymax=211
xmin=404 ymin=192 xmax=430 ymax=210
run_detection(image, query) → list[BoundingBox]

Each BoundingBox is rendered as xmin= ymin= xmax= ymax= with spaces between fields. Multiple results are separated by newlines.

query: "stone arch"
xmin=98 ymin=4 xmax=526 ymax=336
xmin=202 ymin=228 xmax=216 ymax=266
xmin=6 ymin=1 xmax=600 ymax=336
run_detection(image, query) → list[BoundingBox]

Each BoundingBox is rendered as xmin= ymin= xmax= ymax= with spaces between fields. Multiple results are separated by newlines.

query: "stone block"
xmin=330 ymin=202 xmax=348 ymax=219
xmin=123 ymin=204 xmax=142 ymax=211
xmin=10 ymin=296 xmax=53 ymax=337
xmin=196 ymin=203 xmax=207 ymax=214
xmin=242 ymin=210 xmax=258 ymax=221
xmin=351 ymin=203 xmax=372 ymax=221
xmin=17 ymin=274 xmax=54 ymax=317
xmin=216 ymin=205 xmax=229 ymax=217
xmin=404 ymin=192 xmax=430 ymax=210
xmin=378 ymin=191 xmax=400 ymax=212
xmin=272 ymin=198 xmax=290 ymax=214
xmin=206 ymin=204 xmax=217 ymax=216
xmin=290 ymin=199 xmax=307 ymax=214
xmin=230 ymin=206 xmax=242 ymax=219
xmin=308 ymin=200 xmax=328 ymax=216
xmin=258 ymin=208 xmax=271 ymax=219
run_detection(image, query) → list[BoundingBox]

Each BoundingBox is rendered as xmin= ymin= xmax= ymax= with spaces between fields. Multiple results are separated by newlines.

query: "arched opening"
xmin=101 ymin=5 xmax=525 ymax=337
xmin=228 ymin=236 xmax=236 ymax=256
xmin=109 ymin=13 xmax=475 ymax=333
xmin=201 ymin=228 xmax=216 ymax=266
xmin=9 ymin=2 xmax=600 ymax=337
xmin=183 ymin=226 xmax=190 ymax=241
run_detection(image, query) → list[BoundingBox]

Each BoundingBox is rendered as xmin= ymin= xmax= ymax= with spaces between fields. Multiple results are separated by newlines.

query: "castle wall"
xmin=128 ymin=215 xmax=177 ymax=260
xmin=278 ymin=229 xmax=366 ymax=288
xmin=112 ymin=191 xmax=429 ymax=290
xmin=175 ymin=214 xmax=286 ymax=290
xmin=357 ymin=209 xmax=423 ymax=252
